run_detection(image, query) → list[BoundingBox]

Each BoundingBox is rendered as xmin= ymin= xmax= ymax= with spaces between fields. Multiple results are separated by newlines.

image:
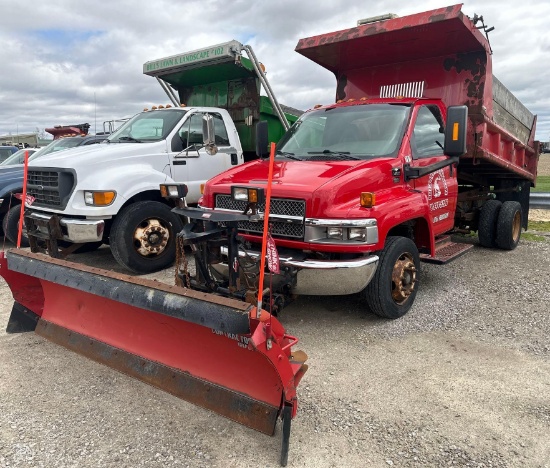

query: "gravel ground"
xmin=0 ymin=152 xmax=549 ymax=468
xmin=1 ymin=229 xmax=549 ymax=467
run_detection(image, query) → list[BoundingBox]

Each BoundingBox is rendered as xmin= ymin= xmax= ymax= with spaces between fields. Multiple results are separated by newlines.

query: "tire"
xmin=478 ymin=200 xmax=502 ymax=248
xmin=2 ymin=204 xmax=29 ymax=247
xmin=362 ymin=236 xmax=420 ymax=319
xmin=109 ymin=201 xmax=184 ymax=274
xmin=495 ymin=201 xmax=522 ymax=250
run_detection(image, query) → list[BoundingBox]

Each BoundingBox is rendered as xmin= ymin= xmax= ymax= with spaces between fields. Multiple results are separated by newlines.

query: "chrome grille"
xmin=215 ymin=194 xmax=306 ymax=239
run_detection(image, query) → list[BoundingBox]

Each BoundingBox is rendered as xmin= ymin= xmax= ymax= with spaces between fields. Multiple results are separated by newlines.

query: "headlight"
xmin=84 ymin=191 xmax=116 ymax=206
xmin=231 ymin=186 xmax=265 ymax=204
xmin=305 ymin=218 xmax=378 ymax=244
xmin=327 ymin=227 xmax=343 ymax=239
xmin=160 ymin=184 xmax=188 ymax=199
xmin=348 ymin=228 xmax=367 ymax=241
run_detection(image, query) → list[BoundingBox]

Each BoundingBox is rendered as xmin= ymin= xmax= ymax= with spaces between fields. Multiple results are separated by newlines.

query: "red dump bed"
xmin=296 ymin=4 xmax=539 ymax=182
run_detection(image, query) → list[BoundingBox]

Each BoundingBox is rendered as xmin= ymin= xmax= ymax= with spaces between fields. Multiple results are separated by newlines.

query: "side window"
xmin=412 ymin=106 xmax=444 ymax=158
xmin=176 ymin=112 xmax=230 ymax=149
xmin=177 ymin=113 xmax=203 ymax=148
xmin=212 ymin=113 xmax=230 ymax=146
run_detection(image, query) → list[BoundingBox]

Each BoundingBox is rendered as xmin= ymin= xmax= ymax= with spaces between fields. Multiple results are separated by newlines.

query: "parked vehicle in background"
xmin=24 ymin=41 xmax=300 ymax=273
xmin=173 ymin=5 xmax=540 ymax=320
xmin=46 ymin=123 xmax=90 ymax=139
xmin=1 ymin=148 xmax=39 ymax=166
xmin=0 ymin=146 xmax=19 ymax=164
xmin=0 ymin=134 xmax=107 ymax=244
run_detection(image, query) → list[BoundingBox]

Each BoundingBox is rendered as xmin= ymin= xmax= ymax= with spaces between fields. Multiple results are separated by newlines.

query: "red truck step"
xmin=420 ymin=236 xmax=474 ymax=264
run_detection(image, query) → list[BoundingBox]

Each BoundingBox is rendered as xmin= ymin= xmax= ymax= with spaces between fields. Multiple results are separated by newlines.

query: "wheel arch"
xmin=0 ymin=185 xmax=24 ymax=215
xmin=103 ymin=190 xmax=180 ymax=239
xmin=382 ymin=216 xmax=433 ymax=255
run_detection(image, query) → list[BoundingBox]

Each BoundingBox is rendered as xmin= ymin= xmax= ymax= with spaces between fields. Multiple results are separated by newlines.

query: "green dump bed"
xmin=144 ymin=41 xmax=301 ymax=155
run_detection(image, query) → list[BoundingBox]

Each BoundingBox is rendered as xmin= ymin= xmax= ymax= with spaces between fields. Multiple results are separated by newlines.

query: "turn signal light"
xmin=84 ymin=191 xmax=116 ymax=206
xmin=360 ymin=192 xmax=376 ymax=208
xmin=452 ymin=122 xmax=459 ymax=141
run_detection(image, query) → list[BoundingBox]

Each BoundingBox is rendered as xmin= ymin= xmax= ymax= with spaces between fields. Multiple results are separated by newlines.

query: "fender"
xmin=370 ymin=188 xmax=435 ymax=255
xmin=0 ymin=183 xmax=24 ymax=202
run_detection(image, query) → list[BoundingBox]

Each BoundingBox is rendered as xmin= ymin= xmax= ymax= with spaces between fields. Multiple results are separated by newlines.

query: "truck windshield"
xmin=277 ymin=104 xmax=410 ymax=160
xmin=107 ymin=109 xmax=187 ymax=143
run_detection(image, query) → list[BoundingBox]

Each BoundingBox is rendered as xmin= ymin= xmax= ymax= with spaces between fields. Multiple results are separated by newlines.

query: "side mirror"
xmin=444 ymin=105 xmax=468 ymax=157
xmin=202 ymin=114 xmax=218 ymax=155
xmin=256 ymin=121 xmax=269 ymax=158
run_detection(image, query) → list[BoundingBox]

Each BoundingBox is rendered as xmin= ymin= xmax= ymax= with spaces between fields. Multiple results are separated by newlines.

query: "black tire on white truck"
xmin=109 ymin=201 xmax=184 ymax=274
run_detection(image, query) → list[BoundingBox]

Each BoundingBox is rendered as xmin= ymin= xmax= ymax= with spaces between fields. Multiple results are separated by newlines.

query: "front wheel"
xmin=109 ymin=201 xmax=184 ymax=274
xmin=362 ymin=236 xmax=420 ymax=319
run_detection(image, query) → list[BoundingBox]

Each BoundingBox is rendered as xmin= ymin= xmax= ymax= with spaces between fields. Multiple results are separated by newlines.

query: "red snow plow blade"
xmin=0 ymin=249 xmax=307 ymax=466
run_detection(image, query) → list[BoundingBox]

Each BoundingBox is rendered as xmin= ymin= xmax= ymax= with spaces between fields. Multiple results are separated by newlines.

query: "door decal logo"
xmin=428 ymin=169 xmax=448 ymax=200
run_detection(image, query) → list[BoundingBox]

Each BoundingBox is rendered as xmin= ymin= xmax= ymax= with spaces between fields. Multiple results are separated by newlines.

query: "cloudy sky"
xmin=1 ymin=0 xmax=549 ymax=142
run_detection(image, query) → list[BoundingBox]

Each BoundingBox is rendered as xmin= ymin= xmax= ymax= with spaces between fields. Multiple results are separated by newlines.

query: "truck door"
xmin=169 ymin=112 xmax=238 ymax=204
xmin=409 ymin=105 xmax=457 ymax=235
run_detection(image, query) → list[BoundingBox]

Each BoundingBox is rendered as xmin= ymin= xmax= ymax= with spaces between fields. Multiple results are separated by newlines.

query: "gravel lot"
xmin=0 ymin=153 xmax=549 ymax=468
xmin=1 ymin=227 xmax=549 ymax=468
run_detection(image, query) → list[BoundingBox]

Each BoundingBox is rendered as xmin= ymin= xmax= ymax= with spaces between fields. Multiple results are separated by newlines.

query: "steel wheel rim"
xmin=512 ymin=211 xmax=521 ymax=242
xmin=133 ymin=219 xmax=170 ymax=257
xmin=391 ymin=252 xmax=417 ymax=305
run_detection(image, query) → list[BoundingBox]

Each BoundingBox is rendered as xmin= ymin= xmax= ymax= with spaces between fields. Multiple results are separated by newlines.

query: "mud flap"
xmin=0 ymin=250 xmax=307 ymax=464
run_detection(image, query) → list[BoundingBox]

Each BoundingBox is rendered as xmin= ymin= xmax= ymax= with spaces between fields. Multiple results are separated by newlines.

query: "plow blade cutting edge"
xmin=0 ymin=250 xmax=307 ymax=466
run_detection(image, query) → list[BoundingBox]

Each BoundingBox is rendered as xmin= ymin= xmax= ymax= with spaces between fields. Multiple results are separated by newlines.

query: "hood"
xmin=28 ymin=141 xmax=168 ymax=169
xmin=0 ymin=165 xmax=24 ymax=177
xmin=204 ymin=158 xmax=400 ymax=217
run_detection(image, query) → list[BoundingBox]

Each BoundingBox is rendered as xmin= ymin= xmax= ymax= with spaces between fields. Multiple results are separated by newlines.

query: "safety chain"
xmin=175 ymin=236 xmax=191 ymax=288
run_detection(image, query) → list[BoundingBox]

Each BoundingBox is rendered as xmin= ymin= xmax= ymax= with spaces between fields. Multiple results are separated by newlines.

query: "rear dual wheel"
xmin=495 ymin=201 xmax=522 ymax=250
xmin=478 ymin=200 xmax=522 ymax=250
xmin=478 ymin=200 xmax=501 ymax=248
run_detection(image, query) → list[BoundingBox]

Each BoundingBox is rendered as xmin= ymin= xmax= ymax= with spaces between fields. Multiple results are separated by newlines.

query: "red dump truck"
xmin=171 ymin=4 xmax=540 ymax=320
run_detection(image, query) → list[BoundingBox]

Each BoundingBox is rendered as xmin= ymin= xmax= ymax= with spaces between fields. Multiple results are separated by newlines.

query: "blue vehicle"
xmin=0 ymin=145 xmax=19 ymax=164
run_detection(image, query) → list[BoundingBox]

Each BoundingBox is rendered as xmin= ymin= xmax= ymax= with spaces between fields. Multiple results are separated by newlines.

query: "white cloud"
xmin=1 ymin=0 xmax=549 ymax=142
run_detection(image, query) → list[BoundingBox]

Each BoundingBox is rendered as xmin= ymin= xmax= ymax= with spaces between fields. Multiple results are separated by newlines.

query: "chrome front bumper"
xmin=220 ymin=247 xmax=379 ymax=295
xmin=27 ymin=212 xmax=105 ymax=243
xmin=287 ymin=255 xmax=379 ymax=295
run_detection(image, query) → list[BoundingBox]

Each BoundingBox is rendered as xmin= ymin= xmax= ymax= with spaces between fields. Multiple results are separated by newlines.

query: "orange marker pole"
xmin=17 ymin=151 xmax=29 ymax=248
xmin=256 ymin=142 xmax=276 ymax=317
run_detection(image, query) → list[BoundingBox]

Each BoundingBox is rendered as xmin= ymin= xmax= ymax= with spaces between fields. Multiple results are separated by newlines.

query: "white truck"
xmin=24 ymin=41 xmax=299 ymax=273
